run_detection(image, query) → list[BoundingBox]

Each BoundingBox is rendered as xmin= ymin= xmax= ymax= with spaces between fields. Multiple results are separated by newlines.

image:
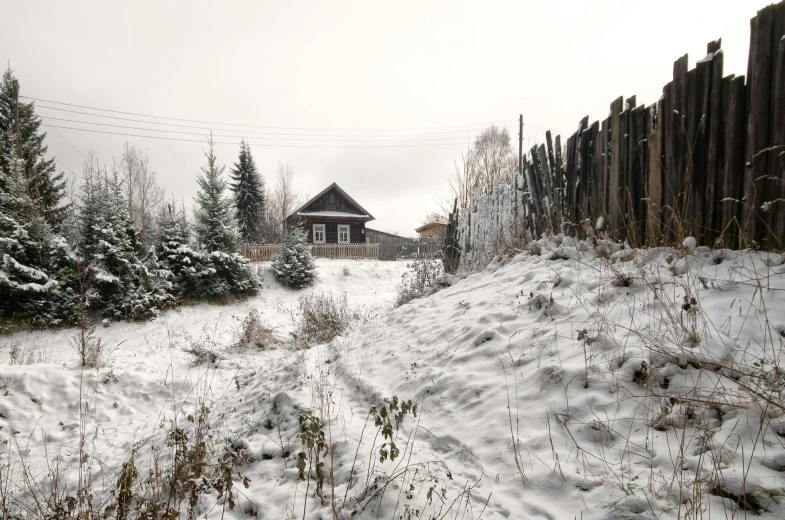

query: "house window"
xmin=313 ymin=224 xmax=326 ymax=244
xmin=338 ymin=225 xmax=350 ymax=244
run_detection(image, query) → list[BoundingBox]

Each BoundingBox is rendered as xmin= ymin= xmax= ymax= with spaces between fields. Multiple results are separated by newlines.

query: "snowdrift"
xmin=1 ymin=249 xmax=785 ymax=519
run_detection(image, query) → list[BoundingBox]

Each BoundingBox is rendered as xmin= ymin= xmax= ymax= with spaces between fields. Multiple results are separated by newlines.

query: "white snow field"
xmin=2 ymin=246 xmax=785 ymax=519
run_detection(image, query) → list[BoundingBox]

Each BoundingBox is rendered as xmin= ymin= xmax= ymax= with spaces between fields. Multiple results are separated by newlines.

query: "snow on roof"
xmin=297 ymin=211 xmax=370 ymax=218
xmin=415 ymin=222 xmax=448 ymax=232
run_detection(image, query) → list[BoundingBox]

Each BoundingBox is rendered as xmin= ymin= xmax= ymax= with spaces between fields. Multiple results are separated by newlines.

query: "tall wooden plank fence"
xmin=509 ymin=2 xmax=785 ymax=249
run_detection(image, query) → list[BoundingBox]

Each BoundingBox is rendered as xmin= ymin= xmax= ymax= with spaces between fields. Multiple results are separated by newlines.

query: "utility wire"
xmin=35 ymin=104 xmax=515 ymax=138
xmin=42 ymin=120 xmax=88 ymax=160
xmin=24 ymin=95 xmax=517 ymax=132
xmin=44 ymin=125 xmax=513 ymax=148
xmin=41 ymin=116 xmax=526 ymax=143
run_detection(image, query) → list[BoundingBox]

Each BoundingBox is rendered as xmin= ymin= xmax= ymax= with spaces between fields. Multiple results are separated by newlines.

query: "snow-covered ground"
xmin=2 ymin=247 xmax=785 ymax=520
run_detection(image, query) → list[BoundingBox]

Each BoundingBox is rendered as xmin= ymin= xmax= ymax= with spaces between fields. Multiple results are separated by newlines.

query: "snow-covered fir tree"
xmin=78 ymin=166 xmax=173 ymax=321
xmin=229 ymin=140 xmax=265 ymax=243
xmin=0 ymin=68 xmax=68 ymax=230
xmin=155 ymin=202 xmax=209 ymax=300
xmin=0 ymin=133 xmax=76 ymax=326
xmin=271 ymin=226 xmax=316 ymax=289
xmin=194 ymin=136 xmax=238 ymax=253
xmin=192 ymin=137 xmax=259 ymax=299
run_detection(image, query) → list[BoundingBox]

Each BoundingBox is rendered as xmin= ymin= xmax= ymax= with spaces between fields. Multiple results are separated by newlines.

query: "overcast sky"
xmin=1 ymin=0 xmax=770 ymax=236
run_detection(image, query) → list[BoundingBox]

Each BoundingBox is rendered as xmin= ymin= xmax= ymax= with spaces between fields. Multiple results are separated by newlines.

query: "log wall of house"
xmin=300 ymin=219 xmax=366 ymax=244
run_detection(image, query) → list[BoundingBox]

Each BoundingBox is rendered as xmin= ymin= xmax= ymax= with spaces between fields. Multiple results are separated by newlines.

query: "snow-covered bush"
xmin=295 ymin=291 xmax=348 ymax=344
xmin=395 ymin=256 xmax=444 ymax=307
xmin=271 ymin=227 xmax=316 ymax=289
xmin=237 ymin=308 xmax=275 ymax=349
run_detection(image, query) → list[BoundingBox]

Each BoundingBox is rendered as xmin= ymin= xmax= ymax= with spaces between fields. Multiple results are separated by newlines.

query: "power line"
xmin=24 ymin=95 xmax=517 ymax=132
xmin=44 ymin=152 xmax=77 ymax=176
xmin=36 ymin=104 xmax=516 ymax=138
xmin=45 ymin=124 xmax=518 ymax=149
xmin=40 ymin=115 xmax=523 ymax=143
xmin=42 ymin=119 xmax=88 ymax=160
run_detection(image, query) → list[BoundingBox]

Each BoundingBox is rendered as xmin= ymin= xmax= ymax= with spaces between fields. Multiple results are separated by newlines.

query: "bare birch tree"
xmin=264 ymin=161 xmax=299 ymax=242
xmin=119 ymin=143 xmax=164 ymax=248
xmin=447 ymin=125 xmax=517 ymax=212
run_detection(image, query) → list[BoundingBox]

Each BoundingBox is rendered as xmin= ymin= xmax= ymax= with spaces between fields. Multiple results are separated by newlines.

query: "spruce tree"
xmin=271 ymin=226 xmax=316 ymax=289
xmin=155 ymin=202 xmax=207 ymax=300
xmin=194 ymin=136 xmax=238 ymax=253
xmin=193 ymin=138 xmax=259 ymax=299
xmin=0 ymin=68 xmax=68 ymax=229
xmin=229 ymin=140 xmax=265 ymax=243
xmin=0 ymin=131 xmax=76 ymax=326
xmin=79 ymin=168 xmax=173 ymax=321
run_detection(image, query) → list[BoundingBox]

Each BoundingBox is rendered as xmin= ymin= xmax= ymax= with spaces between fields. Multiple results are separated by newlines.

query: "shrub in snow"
xmin=295 ymin=291 xmax=348 ymax=344
xmin=271 ymin=227 xmax=316 ymax=289
xmin=238 ymin=308 xmax=275 ymax=348
xmin=395 ymin=256 xmax=444 ymax=307
xmin=70 ymin=326 xmax=105 ymax=368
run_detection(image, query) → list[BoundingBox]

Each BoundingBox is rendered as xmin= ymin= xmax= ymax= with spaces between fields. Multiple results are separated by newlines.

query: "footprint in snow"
xmin=473 ymin=330 xmax=496 ymax=347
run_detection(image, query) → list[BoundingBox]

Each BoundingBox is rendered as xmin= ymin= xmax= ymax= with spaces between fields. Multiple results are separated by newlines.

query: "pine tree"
xmin=271 ymin=226 xmax=316 ymax=289
xmin=0 ymin=68 xmax=68 ymax=229
xmin=229 ymin=140 xmax=265 ymax=243
xmin=194 ymin=136 xmax=238 ymax=253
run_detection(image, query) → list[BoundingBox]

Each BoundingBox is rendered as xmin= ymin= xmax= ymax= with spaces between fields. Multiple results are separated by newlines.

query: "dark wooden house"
xmin=286 ymin=183 xmax=374 ymax=244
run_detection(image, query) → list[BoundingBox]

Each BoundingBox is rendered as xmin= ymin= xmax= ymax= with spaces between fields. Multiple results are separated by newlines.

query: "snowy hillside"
xmin=2 ymin=247 xmax=785 ymax=519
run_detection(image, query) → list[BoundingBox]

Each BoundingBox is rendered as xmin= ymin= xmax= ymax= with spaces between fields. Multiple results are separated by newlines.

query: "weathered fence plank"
xmin=772 ymin=36 xmax=785 ymax=244
xmin=598 ymin=117 xmax=610 ymax=225
xmin=588 ymin=120 xmax=600 ymax=224
xmin=705 ymin=41 xmax=724 ymax=244
xmin=578 ymin=125 xmax=590 ymax=223
xmin=609 ymin=96 xmax=624 ymax=234
xmin=630 ymin=105 xmax=647 ymax=243
xmin=554 ymin=134 xmax=563 ymax=228
xmin=744 ymin=6 xmax=773 ymax=244
xmin=690 ymin=57 xmax=712 ymax=242
xmin=564 ymin=134 xmax=577 ymax=225
xmin=720 ymin=75 xmax=746 ymax=246
xmin=666 ymin=55 xmax=688 ymax=240
xmin=525 ymin=155 xmax=543 ymax=232
xmin=647 ymin=99 xmax=664 ymax=244
xmin=537 ymin=144 xmax=554 ymax=231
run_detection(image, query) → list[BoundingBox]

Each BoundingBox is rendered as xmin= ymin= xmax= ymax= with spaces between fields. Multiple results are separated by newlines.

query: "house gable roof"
xmin=288 ymin=182 xmax=375 ymax=221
